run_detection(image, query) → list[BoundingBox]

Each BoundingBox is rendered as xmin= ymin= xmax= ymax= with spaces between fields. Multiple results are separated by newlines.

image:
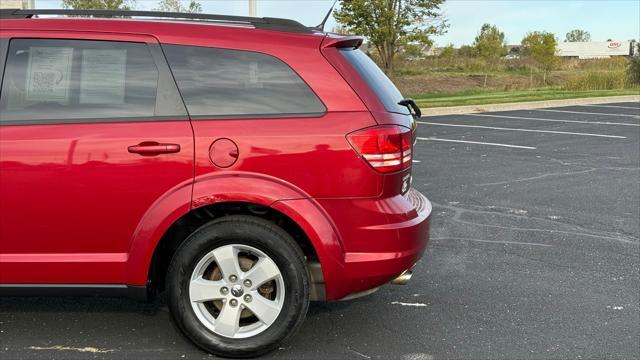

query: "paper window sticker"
xmin=80 ymin=49 xmax=127 ymax=105
xmin=25 ymin=46 xmax=73 ymax=103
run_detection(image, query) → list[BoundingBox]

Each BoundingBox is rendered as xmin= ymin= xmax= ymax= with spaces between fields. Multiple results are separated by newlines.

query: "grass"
xmin=412 ymin=88 xmax=640 ymax=108
xmin=393 ymin=56 xmax=639 ymax=101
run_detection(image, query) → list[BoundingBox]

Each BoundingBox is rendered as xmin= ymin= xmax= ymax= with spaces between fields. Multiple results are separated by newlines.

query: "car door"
xmin=0 ymin=31 xmax=193 ymax=284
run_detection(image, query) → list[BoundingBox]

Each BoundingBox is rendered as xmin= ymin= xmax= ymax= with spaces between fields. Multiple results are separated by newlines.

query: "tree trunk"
xmin=382 ymin=49 xmax=394 ymax=74
xmin=483 ymin=73 xmax=488 ymax=87
xmin=376 ymin=44 xmax=394 ymax=75
xmin=543 ymin=70 xmax=547 ymax=85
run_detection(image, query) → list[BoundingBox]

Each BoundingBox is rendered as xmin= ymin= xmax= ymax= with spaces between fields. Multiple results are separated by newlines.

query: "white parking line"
xmin=466 ymin=113 xmax=640 ymax=127
xmin=418 ymin=121 xmax=626 ymax=139
xmin=579 ymin=104 xmax=640 ymax=110
xmin=534 ymin=109 xmax=640 ymax=118
xmin=417 ymin=137 xmax=536 ymax=149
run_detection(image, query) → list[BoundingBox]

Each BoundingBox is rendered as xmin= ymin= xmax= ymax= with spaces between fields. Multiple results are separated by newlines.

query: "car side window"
xmin=163 ymin=44 xmax=326 ymax=118
xmin=0 ymin=39 xmax=163 ymax=124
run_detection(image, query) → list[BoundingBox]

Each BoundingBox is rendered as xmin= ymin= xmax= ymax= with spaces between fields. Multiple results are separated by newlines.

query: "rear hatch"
xmin=321 ymin=36 xmax=419 ymax=196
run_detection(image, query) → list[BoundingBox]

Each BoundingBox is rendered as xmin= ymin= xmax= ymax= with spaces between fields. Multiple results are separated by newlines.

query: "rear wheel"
xmin=167 ymin=216 xmax=309 ymax=357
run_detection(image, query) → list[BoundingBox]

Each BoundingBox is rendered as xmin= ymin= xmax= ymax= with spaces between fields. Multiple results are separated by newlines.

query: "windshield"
xmin=339 ymin=48 xmax=410 ymax=115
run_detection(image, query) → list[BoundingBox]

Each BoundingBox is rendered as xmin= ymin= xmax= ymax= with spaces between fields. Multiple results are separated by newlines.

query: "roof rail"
xmin=0 ymin=8 xmax=314 ymax=34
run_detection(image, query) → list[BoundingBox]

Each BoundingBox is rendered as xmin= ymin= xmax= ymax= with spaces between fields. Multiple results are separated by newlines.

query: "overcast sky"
xmin=35 ymin=0 xmax=640 ymax=46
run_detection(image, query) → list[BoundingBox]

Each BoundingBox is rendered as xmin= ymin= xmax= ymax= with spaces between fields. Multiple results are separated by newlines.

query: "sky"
xmin=34 ymin=0 xmax=640 ymax=46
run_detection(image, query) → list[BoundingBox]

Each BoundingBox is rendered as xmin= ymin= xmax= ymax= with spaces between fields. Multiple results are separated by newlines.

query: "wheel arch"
xmin=146 ymin=201 xmax=322 ymax=295
xmin=126 ymin=173 xmax=344 ymax=300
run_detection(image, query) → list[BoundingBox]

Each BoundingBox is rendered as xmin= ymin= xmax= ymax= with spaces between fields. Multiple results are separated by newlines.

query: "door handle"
xmin=128 ymin=142 xmax=181 ymax=156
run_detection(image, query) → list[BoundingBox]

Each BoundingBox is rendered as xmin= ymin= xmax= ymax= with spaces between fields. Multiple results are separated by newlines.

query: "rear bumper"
xmin=316 ymin=188 xmax=432 ymax=300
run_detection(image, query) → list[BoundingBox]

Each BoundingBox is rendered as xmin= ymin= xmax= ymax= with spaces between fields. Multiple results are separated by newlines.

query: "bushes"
xmin=628 ymin=56 xmax=640 ymax=85
xmin=564 ymin=57 xmax=640 ymax=90
xmin=396 ymin=56 xmax=630 ymax=76
xmin=393 ymin=55 xmax=638 ymax=95
xmin=564 ymin=69 xmax=629 ymax=90
xmin=577 ymin=57 xmax=628 ymax=71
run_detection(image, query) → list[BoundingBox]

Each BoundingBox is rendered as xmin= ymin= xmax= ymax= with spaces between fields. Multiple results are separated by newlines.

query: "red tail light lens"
xmin=347 ymin=125 xmax=412 ymax=173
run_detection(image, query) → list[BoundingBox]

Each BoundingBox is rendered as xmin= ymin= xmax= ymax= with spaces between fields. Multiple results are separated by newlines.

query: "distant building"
xmin=0 ymin=0 xmax=35 ymax=9
xmin=504 ymin=45 xmax=521 ymax=59
xmin=557 ymin=41 xmax=635 ymax=59
xmin=423 ymin=46 xmax=444 ymax=57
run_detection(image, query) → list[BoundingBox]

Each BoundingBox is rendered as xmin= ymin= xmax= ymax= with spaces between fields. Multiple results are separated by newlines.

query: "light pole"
xmin=249 ymin=0 xmax=257 ymax=17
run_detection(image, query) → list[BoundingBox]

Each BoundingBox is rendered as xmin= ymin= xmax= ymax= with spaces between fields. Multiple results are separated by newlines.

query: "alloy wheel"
xmin=188 ymin=244 xmax=285 ymax=339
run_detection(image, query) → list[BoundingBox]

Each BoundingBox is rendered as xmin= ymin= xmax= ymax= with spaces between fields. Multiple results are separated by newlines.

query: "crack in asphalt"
xmin=26 ymin=346 xmax=116 ymax=353
xmin=432 ymin=202 xmax=639 ymax=245
xmin=542 ymin=155 xmax=640 ymax=171
xmin=431 ymin=237 xmax=552 ymax=247
xmin=474 ymin=169 xmax=596 ymax=186
xmin=347 ymin=347 xmax=371 ymax=359
xmin=474 ymin=159 xmax=639 ymax=187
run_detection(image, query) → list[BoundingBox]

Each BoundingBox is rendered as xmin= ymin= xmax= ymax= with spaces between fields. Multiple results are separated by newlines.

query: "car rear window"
xmin=339 ymin=48 xmax=409 ymax=115
xmin=163 ymin=44 xmax=326 ymax=118
xmin=0 ymin=39 xmax=159 ymax=123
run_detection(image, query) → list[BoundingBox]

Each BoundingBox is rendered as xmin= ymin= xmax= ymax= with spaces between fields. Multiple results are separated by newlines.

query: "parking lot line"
xmin=418 ymin=121 xmax=627 ymax=139
xmin=534 ymin=109 xmax=640 ymax=118
xmin=466 ymin=113 xmax=640 ymax=127
xmin=417 ymin=136 xmax=536 ymax=149
xmin=579 ymin=104 xmax=640 ymax=110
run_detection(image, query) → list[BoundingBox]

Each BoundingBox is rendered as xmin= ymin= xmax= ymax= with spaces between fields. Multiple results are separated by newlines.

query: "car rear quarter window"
xmin=0 ymin=39 xmax=160 ymax=124
xmin=162 ymin=44 xmax=326 ymax=118
xmin=339 ymin=48 xmax=409 ymax=115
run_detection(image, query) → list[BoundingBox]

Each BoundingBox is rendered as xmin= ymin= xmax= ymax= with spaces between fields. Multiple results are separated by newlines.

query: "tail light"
xmin=347 ymin=125 xmax=412 ymax=173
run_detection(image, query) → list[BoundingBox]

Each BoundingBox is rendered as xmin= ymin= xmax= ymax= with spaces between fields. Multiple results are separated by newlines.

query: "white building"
xmin=557 ymin=41 xmax=635 ymax=59
xmin=0 ymin=0 xmax=35 ymax=9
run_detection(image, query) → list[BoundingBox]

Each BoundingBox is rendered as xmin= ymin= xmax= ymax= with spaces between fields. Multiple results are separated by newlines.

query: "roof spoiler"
xmin=322 ymin=36 xmax=364 ymax=49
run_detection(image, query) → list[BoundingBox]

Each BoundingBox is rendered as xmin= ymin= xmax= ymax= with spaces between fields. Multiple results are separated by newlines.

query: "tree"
xmin=565 ymin=29 xmax=591 ymax=42
xmin=402 ymin=43 xmax=425 ymax=60
xmin=457 ymin=44 xmax=476 ymax=57
xmin=62 ymin=0 xmax=133 ymax=10
xmin=521 ymin=31 xmax=558 ymax=84
xmin=472 ymin=23 xmax=506 ymax=86
xmin=155 ymin=0 xmax=202 ymax=13
xmin=508 ymin=45 xmax=520 ymax=56
xmin=334 ymin=0 xmax=449 ymax=74
xmin=438 ymin=43 xmax=455 ymax=59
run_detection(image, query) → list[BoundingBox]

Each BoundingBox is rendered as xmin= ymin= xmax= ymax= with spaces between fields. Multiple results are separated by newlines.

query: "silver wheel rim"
xmin=189 ymin=244 xmax=285 ymax=339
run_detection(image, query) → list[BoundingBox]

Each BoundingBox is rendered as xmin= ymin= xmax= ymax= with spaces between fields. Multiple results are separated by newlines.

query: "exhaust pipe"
xmin=390 ymin=269 xmax=413 ymax=285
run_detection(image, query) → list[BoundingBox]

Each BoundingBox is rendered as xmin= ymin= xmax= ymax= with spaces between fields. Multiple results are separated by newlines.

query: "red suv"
xmin=0 ymin=9 xmax=432 ymax=358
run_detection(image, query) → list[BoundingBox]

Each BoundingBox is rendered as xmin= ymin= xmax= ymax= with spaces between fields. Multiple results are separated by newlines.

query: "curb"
xmin=421 ymin=95 xmax=640 ymax=116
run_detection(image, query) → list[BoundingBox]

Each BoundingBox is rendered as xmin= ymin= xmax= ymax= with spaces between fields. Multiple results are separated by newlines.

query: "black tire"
xmin=167 ymin=215 xmax=309 ymax=358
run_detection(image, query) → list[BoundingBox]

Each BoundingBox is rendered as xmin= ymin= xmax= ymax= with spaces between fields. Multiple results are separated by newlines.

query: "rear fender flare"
xmin=126 ymin=172 xmax=344 ymax=295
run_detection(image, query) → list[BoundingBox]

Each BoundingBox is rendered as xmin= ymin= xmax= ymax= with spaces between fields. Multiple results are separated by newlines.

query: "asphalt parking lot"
xmin=1 ymin=101 xmax=638 ymax=359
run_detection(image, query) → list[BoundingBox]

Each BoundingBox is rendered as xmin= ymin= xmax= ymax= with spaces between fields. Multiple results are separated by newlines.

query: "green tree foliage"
xmin=334 ymin=0 xmax=449 ymax=74
xmin=402 ymin=43 xmax=425 ymax=60
xmin=565 ymin=29 xmax=591 ymax=42
xmin=472 ymin=23 xmax=506 ymax=86
xmin=155 ymin=0 xmax=202 ymax=13
xmin=438 ymin=43 xmax=455 ymax=59
xmin=473 ymin=24 xmax=506 ymax=59
xmin=521 ymin=31 xmax=558 ymax=84
xmin=62 ymin=0 xmax=133 ymax=10
xmin=457 ymin=44 xmax=476 ymax=57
